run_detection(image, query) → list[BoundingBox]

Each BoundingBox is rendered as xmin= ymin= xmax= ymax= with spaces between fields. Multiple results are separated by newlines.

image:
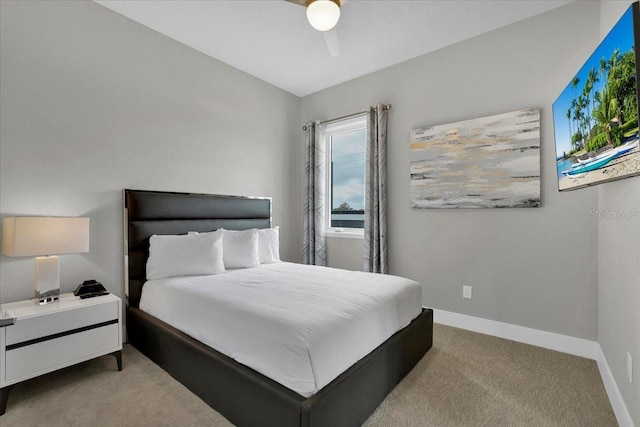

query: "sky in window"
xmin=331 ymin=128 xmax=366 ymax=210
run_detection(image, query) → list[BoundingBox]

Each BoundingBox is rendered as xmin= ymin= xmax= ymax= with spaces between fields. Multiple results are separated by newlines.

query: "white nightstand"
xmin=0 ymin=292 xmax=122 ymax=415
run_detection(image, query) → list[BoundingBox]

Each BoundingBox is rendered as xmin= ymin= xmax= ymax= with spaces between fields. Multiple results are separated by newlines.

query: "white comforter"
xmin=139 ymin=262 xmax=422 ymax=397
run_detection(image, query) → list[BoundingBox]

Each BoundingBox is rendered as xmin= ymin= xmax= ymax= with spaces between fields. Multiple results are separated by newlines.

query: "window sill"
xmin=325 ymin=230 xmax=364 ymax=239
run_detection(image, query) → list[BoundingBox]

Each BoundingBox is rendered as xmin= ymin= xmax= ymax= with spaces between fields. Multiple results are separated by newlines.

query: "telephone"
xmin=74 ymin=280 xmax=109 ymax=299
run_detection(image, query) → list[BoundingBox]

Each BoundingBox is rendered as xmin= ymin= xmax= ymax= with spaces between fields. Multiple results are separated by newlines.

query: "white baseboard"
xmin=431 ymin=309 xmax=634 ymax=427
xmin=596 ymin=344 xmax=635 ymax=427
xmin=432 ymin=309 xmax=598 ymax=359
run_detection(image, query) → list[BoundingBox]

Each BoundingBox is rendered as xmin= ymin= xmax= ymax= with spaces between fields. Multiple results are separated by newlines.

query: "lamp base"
xmin=35 ymin=289 xmax=60 ymax=305
xmin=34 ymin=256 xmax=60 ymax=305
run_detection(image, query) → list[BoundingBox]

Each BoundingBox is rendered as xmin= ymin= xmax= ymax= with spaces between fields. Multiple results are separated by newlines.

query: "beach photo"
xmin=410 ymin=108 xmax=540 ymax=209
xmin=552 ymin=3 xmax=640 ymax=191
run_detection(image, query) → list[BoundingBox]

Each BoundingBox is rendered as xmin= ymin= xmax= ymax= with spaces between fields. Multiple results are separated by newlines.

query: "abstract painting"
xmin=410 ymin=108 xmax=541 ymax=208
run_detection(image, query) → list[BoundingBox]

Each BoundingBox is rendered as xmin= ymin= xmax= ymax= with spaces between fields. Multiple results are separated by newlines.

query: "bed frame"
xmin=124 ymin=189 xmax=433 ymax=427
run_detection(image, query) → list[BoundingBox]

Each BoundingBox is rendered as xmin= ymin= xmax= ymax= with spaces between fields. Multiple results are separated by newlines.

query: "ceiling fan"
xmin=285 ymin=0 xmax=348 ymax=58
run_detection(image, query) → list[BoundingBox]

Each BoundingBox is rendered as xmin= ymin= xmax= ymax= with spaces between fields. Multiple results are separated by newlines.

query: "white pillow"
xmin=221 ymin=229 xmax=260 ymax=269
xmin=257 ymin=227 xmax=281 ymax=264
xmin=146 ymin=231 xmax=225 ymax=280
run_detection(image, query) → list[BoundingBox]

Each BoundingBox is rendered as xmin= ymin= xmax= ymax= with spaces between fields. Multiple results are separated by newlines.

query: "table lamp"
xmin=2 ymin=217 xmax=90 ymax=304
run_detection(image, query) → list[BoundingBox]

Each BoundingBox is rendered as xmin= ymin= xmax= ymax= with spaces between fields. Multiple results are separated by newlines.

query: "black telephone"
xmin=74 ymin=280 xmax=109 ymax=299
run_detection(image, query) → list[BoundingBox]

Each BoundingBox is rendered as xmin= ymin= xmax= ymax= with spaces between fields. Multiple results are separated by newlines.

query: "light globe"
xmin=306 ymin=0 xmax=340 ymax=32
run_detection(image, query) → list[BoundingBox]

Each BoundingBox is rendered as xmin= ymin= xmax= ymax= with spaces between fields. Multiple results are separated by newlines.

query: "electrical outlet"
xmin=463 ymin=285 xmax=472 ymax=299
xmin=628 ymin=353 xmax=633 ymax=384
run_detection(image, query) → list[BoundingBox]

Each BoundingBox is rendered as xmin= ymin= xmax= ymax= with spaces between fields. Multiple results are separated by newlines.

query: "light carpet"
xmin=0 ymin=324 xmax=616 ymax=426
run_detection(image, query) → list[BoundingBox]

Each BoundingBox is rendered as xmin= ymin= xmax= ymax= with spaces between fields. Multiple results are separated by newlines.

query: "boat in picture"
xmin=563 ymin=138 xmax=639 ymax=177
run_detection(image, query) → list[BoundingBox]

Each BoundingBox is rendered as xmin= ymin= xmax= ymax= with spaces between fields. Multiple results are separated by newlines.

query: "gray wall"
xmin=325 ymin=237 xmax=363 ymax=271
xmin=598 ymin=2 xmax=639 ymax=424
xmin=0 ymin=0 xmax=302 ymax=303
xmin=301 ymin=1 xmax=602 ymax=340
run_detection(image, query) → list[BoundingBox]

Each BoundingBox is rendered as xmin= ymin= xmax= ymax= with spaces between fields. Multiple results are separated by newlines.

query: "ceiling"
xmin=94 ymin=0 xmax=574 ymax=97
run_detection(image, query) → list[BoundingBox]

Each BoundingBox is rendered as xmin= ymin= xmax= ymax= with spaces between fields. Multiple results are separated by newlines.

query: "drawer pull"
xmin=6 ymin=319 xmax=119 ymax=351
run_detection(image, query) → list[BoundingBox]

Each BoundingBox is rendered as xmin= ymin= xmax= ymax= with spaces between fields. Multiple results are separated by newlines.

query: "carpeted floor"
xmin=0 ymin=324 xmax=617 ymax=426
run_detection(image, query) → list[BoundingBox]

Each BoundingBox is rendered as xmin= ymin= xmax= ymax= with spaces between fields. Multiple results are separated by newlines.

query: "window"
xmin=325 ymin=115 xmax=367 ymax=236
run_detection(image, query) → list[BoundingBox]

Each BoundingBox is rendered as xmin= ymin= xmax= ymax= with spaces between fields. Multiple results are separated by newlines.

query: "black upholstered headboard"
xmin=124 ymin=189 xmax=272 ymax=308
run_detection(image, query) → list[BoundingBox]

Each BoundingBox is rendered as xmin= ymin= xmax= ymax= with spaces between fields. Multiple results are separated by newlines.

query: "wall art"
xmin=410 ymin=108 xmax=541 ymax=208
xmin=552 ymin=3 xmax=640 ymax=191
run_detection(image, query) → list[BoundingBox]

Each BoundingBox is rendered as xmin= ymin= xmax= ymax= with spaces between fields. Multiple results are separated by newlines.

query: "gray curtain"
xmin=303 ymin=121 xmax=326 ymax=266
xmin=363 ymin=105 xmax=388 ymax=273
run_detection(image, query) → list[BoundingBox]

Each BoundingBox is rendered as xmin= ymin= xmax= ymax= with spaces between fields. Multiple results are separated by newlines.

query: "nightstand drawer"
xmin=5 ymin=299 xmax=118 ymax=346
xmin=5 ymin=323 xmax=120 ymax=382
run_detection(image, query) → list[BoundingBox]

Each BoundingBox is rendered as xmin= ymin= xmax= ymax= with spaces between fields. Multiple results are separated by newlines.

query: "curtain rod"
xmin=302 ymin=104 xmax=391 ymax=131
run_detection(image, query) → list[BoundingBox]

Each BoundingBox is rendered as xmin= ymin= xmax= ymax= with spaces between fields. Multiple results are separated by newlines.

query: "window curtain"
xmin=363 ymin=105 xmax=389 ymax=273
xmin=303 ymin=121 xmax=326 ymax=266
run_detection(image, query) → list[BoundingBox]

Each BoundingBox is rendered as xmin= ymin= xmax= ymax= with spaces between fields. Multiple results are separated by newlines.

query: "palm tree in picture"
xmin=585 ymin=67 xmax=599 ymax=131
xmin=594 ymin=90 xmax=601 ymax=117
xmin=576 ymin=95 xmax=587 ymax=148
xmin=566 ymin=108 xmax=573 ymax=147
xmin=603 ymin=48 xmax=621 ymax=94
xmin=571 ymin=76 xmax=581 ymax=130
xmin=572 ymin=75 xmax=580 ymax=99
xmin=600 ymin=56 xmax=609 ymax=78
xmin=609 ymin=49 xmax=620 ymax=76
xmin=571 ymin=98 xmax=579 ymax=148
xmin=593 ymin=86 xmax=620 ymax=147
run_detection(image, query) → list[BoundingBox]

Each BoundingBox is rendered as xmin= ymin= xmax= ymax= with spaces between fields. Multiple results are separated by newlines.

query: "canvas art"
xmin=410 ymin=108 xmax=541 ymax=209
xmin=552 ymin=3 xmax=640 ymax=191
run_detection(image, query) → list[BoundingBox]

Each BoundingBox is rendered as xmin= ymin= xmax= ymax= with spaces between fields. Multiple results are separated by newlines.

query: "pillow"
xmin=257 ymin=226 xmax=281 ymax=264
xmin=146 ymin=231 xmax=225 ymax=280
xmin=221 ymin=229 xmax=260 ymax=269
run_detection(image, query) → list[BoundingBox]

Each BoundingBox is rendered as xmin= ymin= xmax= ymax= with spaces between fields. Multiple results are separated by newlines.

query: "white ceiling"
xmin=94 ymin=0 xmax=574 ymax=97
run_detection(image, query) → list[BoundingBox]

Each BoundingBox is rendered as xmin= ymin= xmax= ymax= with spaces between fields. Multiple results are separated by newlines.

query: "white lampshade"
xmin=2 ymin=217 xmax=89 ymax=257
xmin=307 ymin=0 xmax=340 ymax=32
xmin=2 ymin=217 xmax=90 ymax=304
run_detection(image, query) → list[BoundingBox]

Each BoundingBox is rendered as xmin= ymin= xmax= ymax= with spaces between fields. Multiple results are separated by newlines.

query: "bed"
xmin=124 ymin=189 xmax=433 ymax=427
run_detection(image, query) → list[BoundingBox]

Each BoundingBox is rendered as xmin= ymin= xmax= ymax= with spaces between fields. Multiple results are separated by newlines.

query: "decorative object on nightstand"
xmin=0 ymin=293 xmax=122 ymax=415
xmin=73 ymin=279 xmax=108 ymax=299
xmin=2 ymin=217 xmax=90 ymax=304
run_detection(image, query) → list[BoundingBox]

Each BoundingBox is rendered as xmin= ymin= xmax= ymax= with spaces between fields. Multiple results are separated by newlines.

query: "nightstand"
xmin=0 ymin=293 xmax=122 ymax=415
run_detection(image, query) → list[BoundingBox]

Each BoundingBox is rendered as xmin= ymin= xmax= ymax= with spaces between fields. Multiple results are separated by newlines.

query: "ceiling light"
xmin=306 ymin=0 xmax=340 ymax=32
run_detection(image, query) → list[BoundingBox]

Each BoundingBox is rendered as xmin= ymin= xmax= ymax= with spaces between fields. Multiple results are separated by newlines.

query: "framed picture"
xmin=552 ymin=2 xmax=640 ymax=191
xmin=410 ymin=108 xmax=541 ymax=209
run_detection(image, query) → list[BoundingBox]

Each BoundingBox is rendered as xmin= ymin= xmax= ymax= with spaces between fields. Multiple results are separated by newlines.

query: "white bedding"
xmin=139 ymin=262 xmax=422 ymax=397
